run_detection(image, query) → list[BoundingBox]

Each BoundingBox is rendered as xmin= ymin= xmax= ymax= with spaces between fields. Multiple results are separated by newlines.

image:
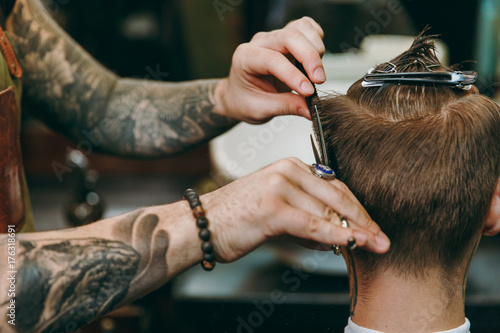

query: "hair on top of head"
xmin=318 ymin=31 xmax=500 ymax=283
xmin=346 ymin=30 xmax=479 ymax=122
xmin=374 ymin=29 xmax=447 ymax=73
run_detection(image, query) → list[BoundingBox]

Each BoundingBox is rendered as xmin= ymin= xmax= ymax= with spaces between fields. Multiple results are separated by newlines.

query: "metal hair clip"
xmin=362 ymin=70 xmax=478 ymax=90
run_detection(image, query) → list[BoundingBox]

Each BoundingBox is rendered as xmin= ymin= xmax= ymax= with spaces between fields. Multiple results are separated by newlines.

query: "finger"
xmin=328 ymin=179 xmax=362 ymax=208
xmin=253 ymin=28 xmax=324 ymax=61
xmin=274 ymin=204 xmax=389 ymax=254
xmin=280 ymin=158 xmax=359 ymax=204
xmin=250 ymin=91 xmax=311 ymax=120
xmin=236 ymin=44 xmax=315 ymax=96
xmin=327 ymin=179 xmax=387 ymax=237
xmin=291 ymin=167 xmax=381 ymax=235
xmin=278 ymin=156 xmax=312 ymax=172
xmin=286 ymin=21 xmax=325 ymax=58
xmin=278 ymin=158 xmax=385 ymax=237
xmin=285 ymin=158 xmax=381 ymax=231
xmin=279 ymin=235 xmax=333 ymax=251
xmin=252 ymin=29 xmax=325 ymax=84
xmin=283 ymin=181 xmax=341 ymax=224
xmin=286 ymin=160 xmax=367 ymax=218
xmin=285 ymin=16 xmax=324 ymax=39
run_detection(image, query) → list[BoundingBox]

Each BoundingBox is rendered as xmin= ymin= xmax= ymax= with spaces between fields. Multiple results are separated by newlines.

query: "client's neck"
xmin=350 ymin=269 xmax=465 ymax=332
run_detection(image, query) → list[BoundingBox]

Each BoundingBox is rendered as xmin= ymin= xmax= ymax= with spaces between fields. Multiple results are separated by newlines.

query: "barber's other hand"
xmin=202 ymin=158 xmax=390 ymax=263
xmin=214 ymin=17 xmax=326 ymax=124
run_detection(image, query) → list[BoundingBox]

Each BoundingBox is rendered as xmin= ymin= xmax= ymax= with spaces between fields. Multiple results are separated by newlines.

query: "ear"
xmin=483 ymin=179 xmax=500 ymax=236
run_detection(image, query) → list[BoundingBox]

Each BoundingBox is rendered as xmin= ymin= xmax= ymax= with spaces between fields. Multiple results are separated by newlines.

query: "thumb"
xmin=258 ymin=92 xmax=311 ymax=120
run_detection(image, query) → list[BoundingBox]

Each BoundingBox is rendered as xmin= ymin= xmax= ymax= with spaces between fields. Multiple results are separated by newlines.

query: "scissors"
xmin=296 ymin=63 xmax=356 ymax=254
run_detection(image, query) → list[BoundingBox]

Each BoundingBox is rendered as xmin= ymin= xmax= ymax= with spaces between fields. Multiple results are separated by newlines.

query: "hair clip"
xmin=362 ymin=71 xmax=478 ymax=90
xmin=368 ymin=62 xmax=397 ymax=74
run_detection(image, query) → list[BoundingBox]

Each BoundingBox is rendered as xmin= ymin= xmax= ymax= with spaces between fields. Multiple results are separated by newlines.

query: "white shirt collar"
xmin=344 ymin=317 xmax=471 ymax=333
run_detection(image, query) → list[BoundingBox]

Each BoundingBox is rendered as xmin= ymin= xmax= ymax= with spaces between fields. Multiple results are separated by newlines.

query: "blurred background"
xmin=21 ymin=0 xmax=500 ymax=332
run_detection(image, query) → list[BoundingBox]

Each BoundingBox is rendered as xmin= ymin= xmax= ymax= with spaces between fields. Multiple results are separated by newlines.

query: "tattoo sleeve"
xmin=0 ymin=209 xmax=172 ymax=332
xmin=7 ymin=0 xmax=236 ymax=158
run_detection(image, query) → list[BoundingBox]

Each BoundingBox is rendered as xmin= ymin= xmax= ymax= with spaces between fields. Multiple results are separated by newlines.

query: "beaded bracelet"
xmin=183 ymin=188 xmax=216 ymax=271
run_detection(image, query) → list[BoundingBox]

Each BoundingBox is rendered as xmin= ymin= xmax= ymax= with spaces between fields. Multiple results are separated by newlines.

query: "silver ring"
xmin=332 ymin=217 xmax=357 ymax=255
xmin=341 ymin=217 xmax=357 ymax=250
xmin=310 ymin=163 xmax=336 ymax=180
xmin=340 ymin=216 xmax=349 ymax=228
xmin=331 ymin=244 xmax=342 ymax=256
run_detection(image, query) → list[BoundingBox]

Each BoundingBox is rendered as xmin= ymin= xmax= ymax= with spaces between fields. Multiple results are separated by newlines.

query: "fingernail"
xmin=375 ymin=234 xmax=391 ymax=248
xmin=314 ymin=67 xmax=326 ymax=82
xmin=301 ymin=81 xmax=314 ymax=95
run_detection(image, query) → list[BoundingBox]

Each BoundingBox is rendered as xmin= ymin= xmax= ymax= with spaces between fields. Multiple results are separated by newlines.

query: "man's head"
xmin=318 ymin=34 xmax=500 ymax=281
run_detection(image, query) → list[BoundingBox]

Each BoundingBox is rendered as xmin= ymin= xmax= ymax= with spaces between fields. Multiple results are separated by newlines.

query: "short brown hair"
xmin=318 ymin=34 xmax=500 ymax=279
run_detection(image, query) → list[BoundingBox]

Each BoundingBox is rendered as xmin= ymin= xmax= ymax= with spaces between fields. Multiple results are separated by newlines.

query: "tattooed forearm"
xmin=7 ymin=0 xmax=235 ymax=158
xmin=0 ymin=209 xmax=171 ymax=332
xmin=13 ymin=239 xmax=140 ymax=333
xmin=97 ymin=78 xmax=235 ymax=157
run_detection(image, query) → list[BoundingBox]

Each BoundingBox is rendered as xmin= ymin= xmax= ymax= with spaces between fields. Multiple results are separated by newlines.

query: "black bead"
xmin=189 ymin=199 xmax=201 ymax=209
xmin=201 ymin=241 xmax=213 ymax=253
xmin=197 ymin=217 xmax=208 ymax=229
xmin=203 ymin=252 xmax=215 ymax=262
xmin=187 ymin=192 xmax=199 ymax=201
xmin=199 ymin=228 xmax=211 ymax=241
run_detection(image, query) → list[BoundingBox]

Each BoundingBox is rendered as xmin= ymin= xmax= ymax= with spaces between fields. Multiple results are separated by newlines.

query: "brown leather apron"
xmin=0 ymin=0 xmax=29 ymax=233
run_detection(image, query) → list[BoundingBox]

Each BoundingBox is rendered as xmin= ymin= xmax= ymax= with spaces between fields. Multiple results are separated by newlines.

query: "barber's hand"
xmin=202 ymin=158 xmax=390 ymax=263
xmin=214 ymin=17 xmax=326 ymax=124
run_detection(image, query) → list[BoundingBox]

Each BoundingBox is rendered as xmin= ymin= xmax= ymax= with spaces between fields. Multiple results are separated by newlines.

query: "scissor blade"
xmin=314 ymin=105 xmax=329 ymax=167
xmin=310 ymin=135 xmax=321 ymax=164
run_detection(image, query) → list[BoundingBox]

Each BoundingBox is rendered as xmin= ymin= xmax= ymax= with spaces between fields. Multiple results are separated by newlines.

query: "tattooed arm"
xmin=0 ymin=202 xmax=201 ymax=333
xmin=6 ymin=0 xmax=327 ymax=157
xmin=0 ymin=158 xmax=389 ymax=333
xmin=0 ymin=204 xmax=210 ymax=332
xmin=7 ymin=0 xmax=235 ymax=157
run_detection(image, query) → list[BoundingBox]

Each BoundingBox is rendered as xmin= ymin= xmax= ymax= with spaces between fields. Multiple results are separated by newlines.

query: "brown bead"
xmin=193 ymin=206 xmax=205 ymax=219
xmin=201 ymin=260 xmax=216 ymax=271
